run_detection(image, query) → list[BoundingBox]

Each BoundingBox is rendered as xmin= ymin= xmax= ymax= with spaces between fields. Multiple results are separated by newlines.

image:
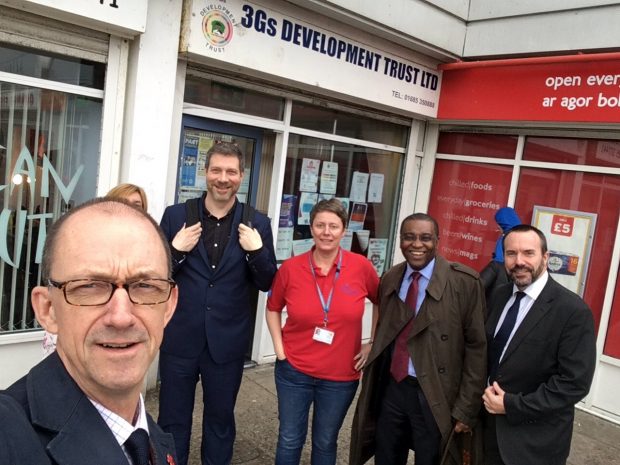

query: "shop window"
xmin=427 ymin=160 xmax=513 ymax=271
xmin=0 ymin=43 xmax=105 ymax=89
xmin=437 ymin=132 xmax=518 ymax=159
xmin=184 ymin=77 xmax=284 ymax=121
xmin=514 ymin=167 xmax=620 ymax=336
xmin=0 ymin=81 xmax=102 ymax=333
xmin=290 ymin=101 xmax=409 ymax=147
xmin=523 ymin=136 xmax=620 ymax=168
xmin=276 ymin=133 xmax=403 ymax=276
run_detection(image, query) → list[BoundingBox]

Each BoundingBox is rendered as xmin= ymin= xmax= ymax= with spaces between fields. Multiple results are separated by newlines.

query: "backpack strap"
xmin=184 ymin=196 xmax=202 ymax=227
xmin=241 ymin=202 xmax=256 ymax=228
xmin=187 ymin=196 xmax=255 ymax=228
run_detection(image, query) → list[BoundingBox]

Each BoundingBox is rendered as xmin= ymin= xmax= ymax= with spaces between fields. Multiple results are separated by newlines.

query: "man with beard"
xmin=483 ymin=224 xmax=596 ymax=465
xmin=158 ymin=141 xmax=277 ymax=465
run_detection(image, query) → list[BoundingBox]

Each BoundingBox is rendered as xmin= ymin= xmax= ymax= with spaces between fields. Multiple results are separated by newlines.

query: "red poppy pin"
xmin=167 ymin=454 xmax=176 ymax=465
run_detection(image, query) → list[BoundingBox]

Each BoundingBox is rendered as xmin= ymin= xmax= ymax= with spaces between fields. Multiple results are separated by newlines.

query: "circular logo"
xmin=548 ymin=256 xmax=563 ymax=272
xmin=203 ymin=11 xmax=233 ymax=47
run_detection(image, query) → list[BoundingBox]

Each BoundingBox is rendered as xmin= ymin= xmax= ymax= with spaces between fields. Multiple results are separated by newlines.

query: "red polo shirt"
xmin=267 ymin=249 xmax=379 ymax=381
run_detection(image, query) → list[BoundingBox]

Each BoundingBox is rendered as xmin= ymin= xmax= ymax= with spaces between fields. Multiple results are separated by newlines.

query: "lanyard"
xmin=309 ymin=250 xmax=343 ymax=327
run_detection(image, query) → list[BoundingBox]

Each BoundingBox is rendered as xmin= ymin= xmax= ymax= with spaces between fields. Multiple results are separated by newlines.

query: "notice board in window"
xmin=532 ymin=206 xmax=597 ymax=297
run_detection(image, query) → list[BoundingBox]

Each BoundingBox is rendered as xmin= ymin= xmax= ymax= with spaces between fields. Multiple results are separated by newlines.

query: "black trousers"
xmin=483 ymin=413 xmax=505 ymax=465
xmin=375 ymin=376 xmax=442 ymax=465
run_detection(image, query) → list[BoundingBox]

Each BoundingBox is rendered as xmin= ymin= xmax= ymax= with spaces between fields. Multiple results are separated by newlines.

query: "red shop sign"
xmin=550 ymin=215 xmax=575 ymax=237
xmin=438 ymin=54 xmax=620 ymax=123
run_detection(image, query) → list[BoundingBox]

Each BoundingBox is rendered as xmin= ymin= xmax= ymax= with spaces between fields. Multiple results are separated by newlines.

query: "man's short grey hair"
xmin=40 ymin=198 xmax=171 ymax=281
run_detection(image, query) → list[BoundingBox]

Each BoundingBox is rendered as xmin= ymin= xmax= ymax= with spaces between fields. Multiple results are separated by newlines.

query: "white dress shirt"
xmin=89 ymin=394 xmax=150 ymax=465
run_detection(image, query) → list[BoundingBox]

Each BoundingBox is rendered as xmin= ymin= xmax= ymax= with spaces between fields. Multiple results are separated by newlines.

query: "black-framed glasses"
xmin=47 ymin=278 xmax=176 ymax=306
xmin=400 ymin=233 xmax=435 ymax=243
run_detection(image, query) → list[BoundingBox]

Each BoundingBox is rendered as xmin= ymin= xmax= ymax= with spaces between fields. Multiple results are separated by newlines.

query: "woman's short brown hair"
xmin=310 ymin=198 xmax=348 ymax=228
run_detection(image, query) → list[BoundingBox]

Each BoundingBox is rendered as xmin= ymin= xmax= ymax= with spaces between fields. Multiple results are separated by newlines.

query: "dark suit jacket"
xmin=485 ymin=276 xmax=596 ymax=465
xmin=160 ymin=196 xmax=277 ymax=362
xmin=1 ymin=352 xmax=176 ymax=465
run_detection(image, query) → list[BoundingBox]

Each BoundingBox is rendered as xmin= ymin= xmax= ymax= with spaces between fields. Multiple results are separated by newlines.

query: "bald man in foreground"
xmin=0 ymin=198 xmax=179 ymax=465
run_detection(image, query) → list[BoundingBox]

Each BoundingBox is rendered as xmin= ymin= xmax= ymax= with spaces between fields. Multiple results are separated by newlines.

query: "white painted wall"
xmin=121 ymin=0 xmax=184 ymax=223
xmin=0 ymin=0 xmax=148 ymax=37
xmin=296 ymin=0 xmax=620 ymax=59
xmin=464 ymin=3 xmax=620 ymax=57
xmin=286 ymin=0 xmax=467 ymax=59
xmin=0 ymin=333 xmax=44 ymax=388
xmin=468 ymin=0 xmax=620 ymax=20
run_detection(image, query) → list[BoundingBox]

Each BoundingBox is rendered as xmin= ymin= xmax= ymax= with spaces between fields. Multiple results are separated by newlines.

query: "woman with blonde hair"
xmin=105 ymin=183 xmax=148 ymax=211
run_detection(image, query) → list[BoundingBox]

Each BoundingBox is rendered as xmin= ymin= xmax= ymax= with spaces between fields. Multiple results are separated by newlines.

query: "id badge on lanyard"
xmin=310 ymin=250 xmax=342 ymax=345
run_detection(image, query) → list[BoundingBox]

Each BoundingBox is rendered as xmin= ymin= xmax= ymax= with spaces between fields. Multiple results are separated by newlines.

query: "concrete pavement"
xmin=145 ymin=363 xmax=620 ymax=465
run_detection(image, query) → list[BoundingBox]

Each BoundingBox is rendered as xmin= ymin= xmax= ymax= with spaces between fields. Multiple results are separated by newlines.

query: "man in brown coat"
xmin=350 ymin=213 xmax=487 ymax=465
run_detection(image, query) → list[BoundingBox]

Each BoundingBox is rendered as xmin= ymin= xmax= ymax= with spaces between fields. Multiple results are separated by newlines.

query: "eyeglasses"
xmin=400 ymin=233 xmax=435 ymax=243
xmin=47 ymin=278 xmax=176 ymax=306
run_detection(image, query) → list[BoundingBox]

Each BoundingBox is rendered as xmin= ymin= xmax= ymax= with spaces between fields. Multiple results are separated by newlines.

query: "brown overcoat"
xmin=349 ymin=256 xmax=487 ymax=465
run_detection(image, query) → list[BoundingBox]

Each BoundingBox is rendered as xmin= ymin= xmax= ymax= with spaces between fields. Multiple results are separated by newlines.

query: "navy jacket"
xmin=1 ymin=352 xmax=176 ymax=465
xmin=160 ymin=197 xmax=277 ymax=362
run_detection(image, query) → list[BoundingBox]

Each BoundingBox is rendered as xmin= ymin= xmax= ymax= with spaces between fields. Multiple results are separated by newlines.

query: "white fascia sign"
xmin=0 ymin=0 xmax=148 ymax=36
xmin=183 ymin=0 xmax=441 ymax=117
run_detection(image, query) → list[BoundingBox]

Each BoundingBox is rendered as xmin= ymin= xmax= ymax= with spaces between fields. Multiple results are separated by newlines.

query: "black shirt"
xmin=202 ymin=201 xmax=235 ymax=270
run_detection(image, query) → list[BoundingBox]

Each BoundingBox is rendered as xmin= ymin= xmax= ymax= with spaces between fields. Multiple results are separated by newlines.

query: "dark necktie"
xmin=390 ymin=272 xmax=421 ymax=382
xmin=125 ymin=428 xmax=151 ymax=465
xmin=488 ymin=291 xmax=526 ymax=383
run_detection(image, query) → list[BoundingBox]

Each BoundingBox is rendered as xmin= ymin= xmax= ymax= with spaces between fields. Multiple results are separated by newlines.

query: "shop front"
xmin=421 ymin=53 xmax=620 ymax=420
xmin=0 ymin=0 xmax=149 ymax=387
xmin=174 ymin=0 xmax=444 ymax=363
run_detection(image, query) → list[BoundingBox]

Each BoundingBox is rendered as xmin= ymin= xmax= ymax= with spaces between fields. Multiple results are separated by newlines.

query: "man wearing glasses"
xmin=350 ymin=213 xmax=487 ymax=465
xmin=0 ymin=198 xmax=179 ymax=465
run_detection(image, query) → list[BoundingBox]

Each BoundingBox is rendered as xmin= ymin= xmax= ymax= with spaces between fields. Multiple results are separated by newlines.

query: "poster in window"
xmin=276 ymin=227 xmax=294 ymax=261
xmin=532 ymin=206 xmax=597 ymax=296
xmin=368 ymin=173 xmax=384 ymax=203
xmin=336 ymin=197 xmax=350 ymax=216
xmin=279 ymin=194 xmax=297 ymax=228
xmin=349 ymin=202 xmax=368 ymax=231
xmin=298 ymin=192 xmax=318 ymax=225
xmin=320 ymin=161 xmax=338 ymax=194
xmin=341 ymin=230 xmax=354 ymax=251
xmin=181 ymin=135 xmax=198 ymax=187
xmin=238 ymin=167 xmax=251 ymax=197
xmin=368 ymin=238 xmax=388 ymax=276
xmin=350 ymin=171 xmax=369 ymax=202
xmin=196 ymin=136 xmax=214 ymax=189
xmin=292 ymin=238 xmax=314 ymax=256
xmin=300 ymin=158 xmax=320 ymax=192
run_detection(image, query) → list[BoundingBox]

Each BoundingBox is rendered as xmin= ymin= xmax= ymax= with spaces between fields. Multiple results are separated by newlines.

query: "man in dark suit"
xmin=0 ymin=198 xmax=179 ymax=465
xmin=483 ymin=224 xmax=596 ymax=465
xmin=158 ymin=141 xmax=277 ymax=465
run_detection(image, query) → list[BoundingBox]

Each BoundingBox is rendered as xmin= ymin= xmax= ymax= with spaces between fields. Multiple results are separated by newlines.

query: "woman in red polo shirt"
xmin=266 ymin=198 xmax=379 ymax=465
